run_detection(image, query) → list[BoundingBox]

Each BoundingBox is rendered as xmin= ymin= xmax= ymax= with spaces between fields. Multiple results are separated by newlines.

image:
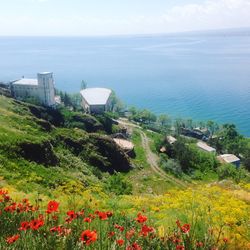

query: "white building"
xmin=197 ymin=141 xmax=216 ymax=153
xmin=80 ymin=88 xmax=112 ymax=113
xmin=11 ymin=72 xmax=55 ymax=106
xmin=217 ymin=154 xmax=241 ymax=168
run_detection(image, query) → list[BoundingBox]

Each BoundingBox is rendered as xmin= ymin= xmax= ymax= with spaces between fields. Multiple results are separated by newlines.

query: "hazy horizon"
xmin=1 ymin=0 xmax=250 ymax=36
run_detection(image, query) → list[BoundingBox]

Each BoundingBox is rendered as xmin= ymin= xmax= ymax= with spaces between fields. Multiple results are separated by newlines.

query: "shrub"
xmin=105 ymin=173 xmax=132 ymax=195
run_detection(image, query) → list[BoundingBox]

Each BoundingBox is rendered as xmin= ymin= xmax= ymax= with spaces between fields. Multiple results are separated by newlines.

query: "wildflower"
xmin=30 ymin=219 xmax=44 ymax=230
xmin=6 ymin=234 xmax=20 ymax=244
xmin=115 ymin=224 xmax=125 ymax=232
xmin=98 ymin=211 xmax=108 ymax=220
xmin=126 ymin=243 xmax=142 ymax=250
xmin=50 ymin=226 xmax=62 ymax=234
xmin=65 ymin=210 xmax=77 ymax=223
xmin=84 ymin=217 xmax=92 ymax=223
xmin=196 ymin=242 xmax=203 ymax=247
xmin=52 ymin=215 xmax=58 ymax=221
xmin=140 ymin=225 xmax=154 ymax=237
xmin=176 ymin=245 xmax=185 ymax=250
xmin=223 ymin=238 xmax=229 ymax=243
xmin=19 ymin=221 xmax=30 ymax=231
xmin=4 ymin=203 xmax=16 ymax=213
xmin=80 ymin=230 xmax=97 ymax=245
xmin=135 ymin=213 xmax=147 ymax=223
xmin=22 ymin=198 xmax=29 ymax=204
xmin=117 ymin=239 xmax=125 ymax=246
xmin=108 ymin=231 xmax=115 ymax=238
xmin=106 ymin=211 xmax=113 ymax=218
xmin=126 ymin=228 xmax=135 ymax=240
xmin=46 ymin=200 xmax=59 ymax=214
xmin=181 ymin=224 xmax=190 ymax=234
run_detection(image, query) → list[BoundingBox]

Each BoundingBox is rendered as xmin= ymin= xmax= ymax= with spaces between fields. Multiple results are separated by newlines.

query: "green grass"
xmin=130 ymin=129 xmax=149 ymax=168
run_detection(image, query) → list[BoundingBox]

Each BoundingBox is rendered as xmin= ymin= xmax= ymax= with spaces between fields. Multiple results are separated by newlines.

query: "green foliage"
xmin=105 ymin=173 xmax=132 ymax=195
xmin=128 ymin=107 xmax=157 ymax=124
xmin=217 ymin=164 xmax=247 ymax=183
xmin=0 ymin=95 xmax=131 ymax=195
xmin=172 ymin=139 xmax=218 ymax=173
xmin=160 ymin=157 xmax=183 ymax=177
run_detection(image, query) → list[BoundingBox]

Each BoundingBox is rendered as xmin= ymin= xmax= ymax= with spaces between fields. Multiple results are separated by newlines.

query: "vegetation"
xmin=1 ymin=93 xmax=250 ymax=249
xmin=0 ymin=95 xmax=131 ymax=196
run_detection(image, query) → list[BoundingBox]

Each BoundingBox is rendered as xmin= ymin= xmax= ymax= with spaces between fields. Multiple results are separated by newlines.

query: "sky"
xmin=0 ymin=0 xmax=250 ymax=36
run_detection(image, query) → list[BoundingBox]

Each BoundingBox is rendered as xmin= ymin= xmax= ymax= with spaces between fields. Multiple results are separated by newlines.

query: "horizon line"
xmin=0 ymin=26 xmax=250 ymax=38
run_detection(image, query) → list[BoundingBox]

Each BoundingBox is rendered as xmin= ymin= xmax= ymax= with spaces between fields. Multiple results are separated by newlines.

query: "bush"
xmin=217 ymin=164 xmax=247 ymax=183
xmin=160 ymin=157 xmax=183 ymax=177
xmin=105 ymin=173 xmax=132 ymax=195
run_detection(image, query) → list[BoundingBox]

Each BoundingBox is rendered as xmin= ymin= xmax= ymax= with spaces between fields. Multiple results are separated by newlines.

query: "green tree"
xmin=81 ymin=80 xmax=87 ymax=90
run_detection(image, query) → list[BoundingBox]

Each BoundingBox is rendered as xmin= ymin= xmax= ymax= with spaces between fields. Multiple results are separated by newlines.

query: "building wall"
xmin=37 ymin=73 xmax=55 ymax=106
xmin=12 ymin=72 xmax=55 ymax=106
xmin=90 ymin=104 xmax=106 ymax=113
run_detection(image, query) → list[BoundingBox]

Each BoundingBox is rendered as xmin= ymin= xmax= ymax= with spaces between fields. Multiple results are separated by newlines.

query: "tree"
xmin=81 ymin=80 xmax=87 ymax=90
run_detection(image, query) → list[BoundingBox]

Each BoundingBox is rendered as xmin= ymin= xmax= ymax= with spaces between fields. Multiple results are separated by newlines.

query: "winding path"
xmin=140 ymin=131 xmax=188 ymax=188
xmin=117 ymin=118 xmax=188 ymax=188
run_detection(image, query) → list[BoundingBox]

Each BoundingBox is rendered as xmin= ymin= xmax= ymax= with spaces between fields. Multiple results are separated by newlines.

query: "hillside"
xmin=0 ymin=95 xmax=131 ymax=195
xmin=0 ymin=95 xmax=250 ymax=249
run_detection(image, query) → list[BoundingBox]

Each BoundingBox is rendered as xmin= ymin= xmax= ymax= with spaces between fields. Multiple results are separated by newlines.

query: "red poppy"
xmin=80 ymin=230 xmax=97 ymax=245
xmin=115 ymin=224 xmax=125 ymax=232
xmin=65 ymin=210 xmax=77 ymax=223
xmin=98 ymin=211 xmax=108 ymax=220
xmin=181 ymin=224 xmax=190 ymax=234
xmin=46 ymin=200 xmax=59 ymax=214
xmin=6 ymin=234 xmax=20 ymax=244
xmin=30 ymin=219 xmax=44 ymax=230
xmin=106 ymin=211 xmax=113 ymax=218
xmin=126 ymin=243 xmax=142 ymax=250
xmin=19 ymin=221 xmax=30 ymax=231
xmin=135 ymin=213 xmax=147 ymax=224
xmin=84 ymin=217 xmax=92 ymax=223
xmin=50 ymin=226 xmax=62 ymax=234
xmin=196 ymin=242 xmax=204 ymax=247
xmin=4 ymin=203 xmax=17 ymax=213
xmin=117 ymin=239 xmax=125 ymax=246
xmin=108 ymin=231 xmax=115 ymax=238
xmin=67 ymin=210 xmax=77 ymax=219
xmin=126 ymin=228 xmax=135 ymax=240
xmin=176 ymin=245 xmax=185 ymax=250
xmin=140 ymin=225 xmax=154 ymax=237
xmin=223 ymin=238 xmax=229 ymax=243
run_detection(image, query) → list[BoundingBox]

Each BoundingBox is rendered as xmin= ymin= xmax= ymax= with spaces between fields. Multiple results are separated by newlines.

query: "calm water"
xmin=0 ymin=30 xmax=250 ymax=136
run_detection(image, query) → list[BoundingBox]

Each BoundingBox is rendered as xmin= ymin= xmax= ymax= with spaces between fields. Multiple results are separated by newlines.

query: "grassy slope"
xmin=0 ymin=96 xmax=131 ymax=196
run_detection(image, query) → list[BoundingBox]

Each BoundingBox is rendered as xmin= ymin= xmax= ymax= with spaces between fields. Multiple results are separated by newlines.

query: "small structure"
xmin=167 ymin=136 xmax=177 ymax=145
xmin=197 ymin=141 xmax=216 ymax=153
xmin=217 ymin=154 xmax=240 ymax=168
xmin=113 ymin=138 xmax=134 ymax=156
xmin=11 ymin=72 xmax=55 ymax=106
xmin=80 ymin=88 xmax=112 ymax=114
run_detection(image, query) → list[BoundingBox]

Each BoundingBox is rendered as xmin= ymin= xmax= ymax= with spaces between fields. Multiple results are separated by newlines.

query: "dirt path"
xmin=117 ymin=118 xmax=188 ymax=188
xmin=140 ymin=131 xmax=187 ymax=188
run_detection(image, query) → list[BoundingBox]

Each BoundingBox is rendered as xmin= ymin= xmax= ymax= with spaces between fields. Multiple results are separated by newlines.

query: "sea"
xmin=0 ymin=29 xmax=250 ymax=136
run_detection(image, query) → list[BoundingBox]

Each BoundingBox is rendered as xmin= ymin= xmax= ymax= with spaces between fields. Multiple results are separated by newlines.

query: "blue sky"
xmin=0 ymin=0 xmax=250 ymax=36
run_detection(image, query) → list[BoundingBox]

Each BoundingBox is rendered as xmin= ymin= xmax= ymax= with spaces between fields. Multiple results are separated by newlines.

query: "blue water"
xmin=0 ymin=30 xmax=250 ymax=136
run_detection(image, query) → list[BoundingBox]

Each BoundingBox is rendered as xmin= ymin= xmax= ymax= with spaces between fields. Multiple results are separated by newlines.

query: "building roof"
xmin=197 ymin=141 xmax=216 ymax=152
xmin=167 ymin=136 xmax=177 ymax=145
xmin=218 ymin=154 xmax=240 ymax=164
xmin=113 ymin=138 xmax=134 ymax=151
xmin=12 ymin=78 xmax=38 ymax=86
xmin=80 ymin=88 xmax=112 ymax=105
